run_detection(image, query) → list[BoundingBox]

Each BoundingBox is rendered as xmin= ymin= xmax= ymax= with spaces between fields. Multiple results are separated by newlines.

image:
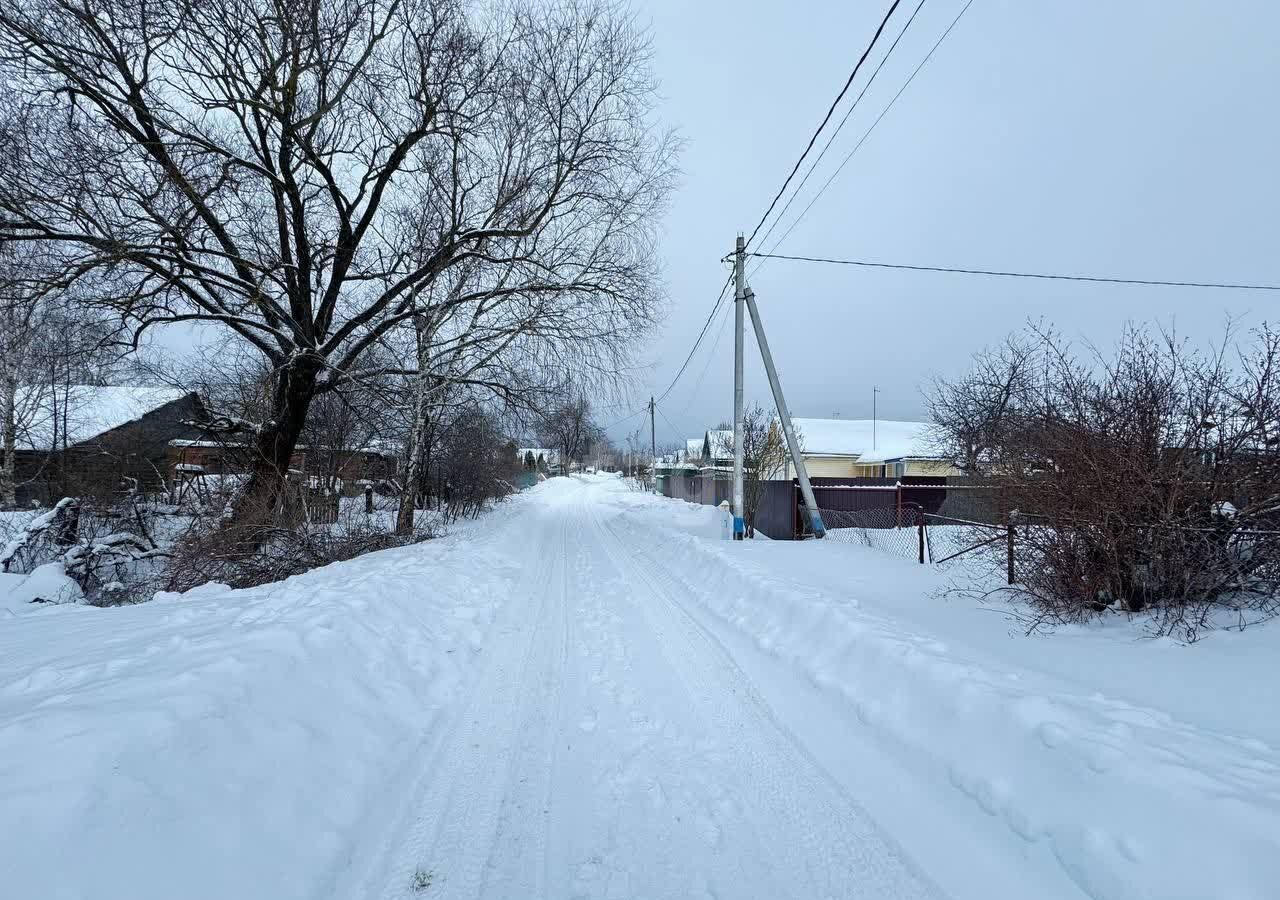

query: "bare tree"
xmin=0 ymin=0 xmax=675 ymax=528
xmin=741 ymin=403 xmax=791 ymax=538
xmin=0 ymin=244 xmax=47 ymax=507
xmin=537 ymin=395 xmax=600 ymax=471
xmin=435 ymin=406 xmax=519 ymax=522
xmin=925 ymin=332 xmax=1038 ymax=475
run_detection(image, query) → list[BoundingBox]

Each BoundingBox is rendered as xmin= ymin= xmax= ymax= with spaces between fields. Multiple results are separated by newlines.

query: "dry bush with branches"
xmin=742 ymin=403 xmax=791 ymax=539
xmin=930 ymin=323 xmax=1280 ymax=639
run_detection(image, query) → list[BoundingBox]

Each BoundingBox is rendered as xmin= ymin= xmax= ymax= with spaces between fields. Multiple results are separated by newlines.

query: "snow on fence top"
xmin=14 ymin=385 xmax=191 ymax=451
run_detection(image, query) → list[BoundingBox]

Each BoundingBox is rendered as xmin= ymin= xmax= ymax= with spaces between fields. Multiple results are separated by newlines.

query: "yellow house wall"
xmin=903 ymin=459 xmax=962 ymax=477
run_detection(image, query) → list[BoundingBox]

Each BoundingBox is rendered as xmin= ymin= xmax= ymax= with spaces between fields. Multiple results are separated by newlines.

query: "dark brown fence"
xmin=659 ymin=474 xmax=992 ymax=541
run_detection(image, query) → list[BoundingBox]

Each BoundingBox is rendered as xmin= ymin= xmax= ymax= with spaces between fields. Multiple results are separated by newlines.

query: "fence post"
xmin=365 ymin=484 xmax=374 ymax=514
xmin=1007 ymin=510 xmax=1018 ymax=585
xmin=896 ymin=481 xmax=903 ymax=527
xmin=918 ymin=512 xmax=926 ymax=564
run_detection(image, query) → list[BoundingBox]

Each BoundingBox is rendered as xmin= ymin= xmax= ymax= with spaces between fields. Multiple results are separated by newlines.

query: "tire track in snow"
xmin=586 ymin=500 xmax=950 ymax=900
xmin=345 ymin=509 xmax=569 ymax=900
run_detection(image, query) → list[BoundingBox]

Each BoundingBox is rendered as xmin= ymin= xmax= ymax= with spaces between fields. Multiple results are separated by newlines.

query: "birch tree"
xmin=0 ymin=246 xmax=45 ymax=508
xmin=0 ymin=0 xmax=674 ymax=528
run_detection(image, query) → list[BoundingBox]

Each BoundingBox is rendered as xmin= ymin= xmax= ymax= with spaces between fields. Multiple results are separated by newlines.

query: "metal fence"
xmin=659 ymin=474 xmax=998 ymax=543
xmin=820 ymin=504 xmax=927 ymax=561
xmin=820 ymin=503 xmax=1015 ymax=579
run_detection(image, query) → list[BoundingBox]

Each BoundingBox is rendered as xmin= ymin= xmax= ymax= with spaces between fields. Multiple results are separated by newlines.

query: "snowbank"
xmin=0 ymin=495 xmax=535 ymax=900
xmin=608 ymin=483 xmax=1280 ymax=900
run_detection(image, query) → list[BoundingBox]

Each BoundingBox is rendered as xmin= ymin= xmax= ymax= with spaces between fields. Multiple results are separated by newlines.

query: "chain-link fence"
xmin=819 ymin=504 xmax=926 ymax=562
xmin=819 ymin=503 xmax=1016 ymax=576
xmin=922 ymin=513 xmax=1009 ymax=569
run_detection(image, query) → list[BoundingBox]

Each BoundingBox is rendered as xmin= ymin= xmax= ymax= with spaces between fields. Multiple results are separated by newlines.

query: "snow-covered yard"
xmin=1 ymin=475 xmax=1276 ymax=900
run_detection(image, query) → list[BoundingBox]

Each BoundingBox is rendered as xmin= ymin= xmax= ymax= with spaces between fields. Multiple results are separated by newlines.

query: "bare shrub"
xmin=436 ymin=408 xmax=520 ymax=522
xmin=931 ymin=323 xmax=1280 ymax=639
xmin=163 ymin=494 xmax=436 ymax=593
xmin=742 ymin=404 xmax=792 ymax=539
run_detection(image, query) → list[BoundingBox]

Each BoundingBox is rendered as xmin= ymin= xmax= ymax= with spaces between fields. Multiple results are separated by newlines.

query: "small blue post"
xmin=733 ymin=515 xmax=745 ymax=539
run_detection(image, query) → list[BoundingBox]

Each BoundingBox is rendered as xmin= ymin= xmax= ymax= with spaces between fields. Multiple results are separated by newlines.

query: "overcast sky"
xmin=609 ymin=0 xmax=1280 ymax=448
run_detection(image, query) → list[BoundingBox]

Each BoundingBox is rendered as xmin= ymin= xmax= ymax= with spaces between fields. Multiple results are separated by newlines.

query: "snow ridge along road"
xmin=3 ymin=474 xmax=1278 ymax=900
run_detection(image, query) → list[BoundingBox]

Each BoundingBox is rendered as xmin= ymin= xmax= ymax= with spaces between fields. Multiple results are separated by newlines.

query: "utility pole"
xmin=732 ymin=235 xmax=746 ymax=540
xmin=649 ymin=396 xmax=656 ymax=490
xmin=744 ymin=285 xmax=826 ymax=538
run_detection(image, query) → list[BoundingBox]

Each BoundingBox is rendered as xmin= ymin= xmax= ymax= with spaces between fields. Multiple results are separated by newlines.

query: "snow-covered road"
xmin=3 ymin=475 xmax=1278 ymax=900
xmin=347 ymin=481 xmax=943 ymax=900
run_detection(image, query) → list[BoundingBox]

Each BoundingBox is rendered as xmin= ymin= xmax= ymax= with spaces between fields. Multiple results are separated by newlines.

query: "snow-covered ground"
xmin=1 ymin=476 xmax=1277 ymax=899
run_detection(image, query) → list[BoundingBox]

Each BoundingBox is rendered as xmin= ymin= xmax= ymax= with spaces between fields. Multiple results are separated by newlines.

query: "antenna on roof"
xmin=872 ymin=386 xmax=880 ymax=451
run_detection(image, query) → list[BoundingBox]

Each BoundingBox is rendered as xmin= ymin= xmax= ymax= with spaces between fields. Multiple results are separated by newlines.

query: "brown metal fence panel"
xmin=753 ymin=480 xmax=798 ymax=540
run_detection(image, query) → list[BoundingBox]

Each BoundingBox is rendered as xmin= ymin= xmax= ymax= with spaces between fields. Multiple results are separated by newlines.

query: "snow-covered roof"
xmin=788 ymin=418 xmax=938 ymax=463
xmin=684 ymin=438 xmax=703 ymax=460
xmin=705 ymin=429 xmax=734 ymax=459
xmin=14 ymin=385 xmax=192 ymax=452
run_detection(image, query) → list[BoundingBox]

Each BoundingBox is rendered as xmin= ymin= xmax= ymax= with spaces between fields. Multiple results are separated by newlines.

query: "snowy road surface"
xmin=3 ymin=475 xmax=1279 ymax=900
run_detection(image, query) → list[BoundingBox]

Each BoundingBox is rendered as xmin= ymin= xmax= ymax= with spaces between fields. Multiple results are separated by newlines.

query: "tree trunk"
xmin=396 ymin=321 xmax=436 ymax=535
xmin=0 ymin=373 xmax=16 ymax=509
xmin=231 ymin=356 xmax=320 ymax=529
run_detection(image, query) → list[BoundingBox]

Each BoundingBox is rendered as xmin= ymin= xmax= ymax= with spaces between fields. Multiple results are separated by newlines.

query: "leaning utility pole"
xmin=732 ymin=236 xmax=747 ymax=540
xmin=743 ymin=286 xmax=826 ymax=538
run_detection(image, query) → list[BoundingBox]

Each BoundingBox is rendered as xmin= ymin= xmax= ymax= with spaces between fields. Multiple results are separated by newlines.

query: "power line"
xmin=751 ymin=0 xmax=928 ymax=257
xmin=746 ymin=252 xmax=1280 ymax=291
xmin=654 ymin=270 xmax=734 ymax=405
xmin=745 ymin=0 xmax=904 ymax=249
xmin=599 ymin=405 xmax=647 ymax=433
xmin=674 ymin=296 xmax=734 ymax=425
xmin=602 ymin=269 xmax=732 ymax=435
xmin=760 ymin=0 xmax=975 ymax=261
xmin=656 ymin=406 xmax=683 ymax=443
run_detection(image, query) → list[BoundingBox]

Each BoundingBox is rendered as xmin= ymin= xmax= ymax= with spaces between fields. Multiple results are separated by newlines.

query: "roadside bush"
xmin=932 ymin=323 xmax=1280 ymax=639
xmin=163 ymin=488 xmax=437 ymax=592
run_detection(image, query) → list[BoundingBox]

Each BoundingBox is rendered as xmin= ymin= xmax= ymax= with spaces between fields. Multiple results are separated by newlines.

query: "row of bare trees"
xmin=929 ymin=322 xmax=1280 ymax=637
xmin=0 ymin=0 xmax=674 ymax=541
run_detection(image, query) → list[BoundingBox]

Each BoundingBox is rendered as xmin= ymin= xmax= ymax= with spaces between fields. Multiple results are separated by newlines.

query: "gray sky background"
xmin=611 ymin=0 xmax=1280 ymax=448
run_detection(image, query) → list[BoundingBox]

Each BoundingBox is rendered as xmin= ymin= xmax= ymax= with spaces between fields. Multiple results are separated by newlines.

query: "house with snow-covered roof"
xmin=10 ymin=384 xmax=208 ymax=505
xmin=682 ymin=438 xmax=704 ymax=465
xmin=771 ymin=418 xmax=962 ymax=480
xmin=703 ymin=429 xmax=734 ymax=465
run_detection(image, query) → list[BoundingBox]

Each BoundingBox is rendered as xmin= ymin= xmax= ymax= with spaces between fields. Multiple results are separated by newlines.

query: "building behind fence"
xmin=658 ymin=473 xmax=997 ymax=541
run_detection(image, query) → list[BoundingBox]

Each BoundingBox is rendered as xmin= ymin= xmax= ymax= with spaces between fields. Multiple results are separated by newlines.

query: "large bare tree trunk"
xmin=233 ymin=358 xmax=321 ymax=528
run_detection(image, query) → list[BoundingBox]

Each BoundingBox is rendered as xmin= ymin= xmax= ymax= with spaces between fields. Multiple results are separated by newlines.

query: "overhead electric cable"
xmin=746 ymin=252 xmax=1280 ymax=291
xmin=745 ymin=0 xmax=904 ymax=248
xmin=760 ymin=0 xmax=975 ymax=259
xmin=653 ymin=270 xmax=734 ymax=405
xmin=751 ymin=0 xmax=928 ymax=256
